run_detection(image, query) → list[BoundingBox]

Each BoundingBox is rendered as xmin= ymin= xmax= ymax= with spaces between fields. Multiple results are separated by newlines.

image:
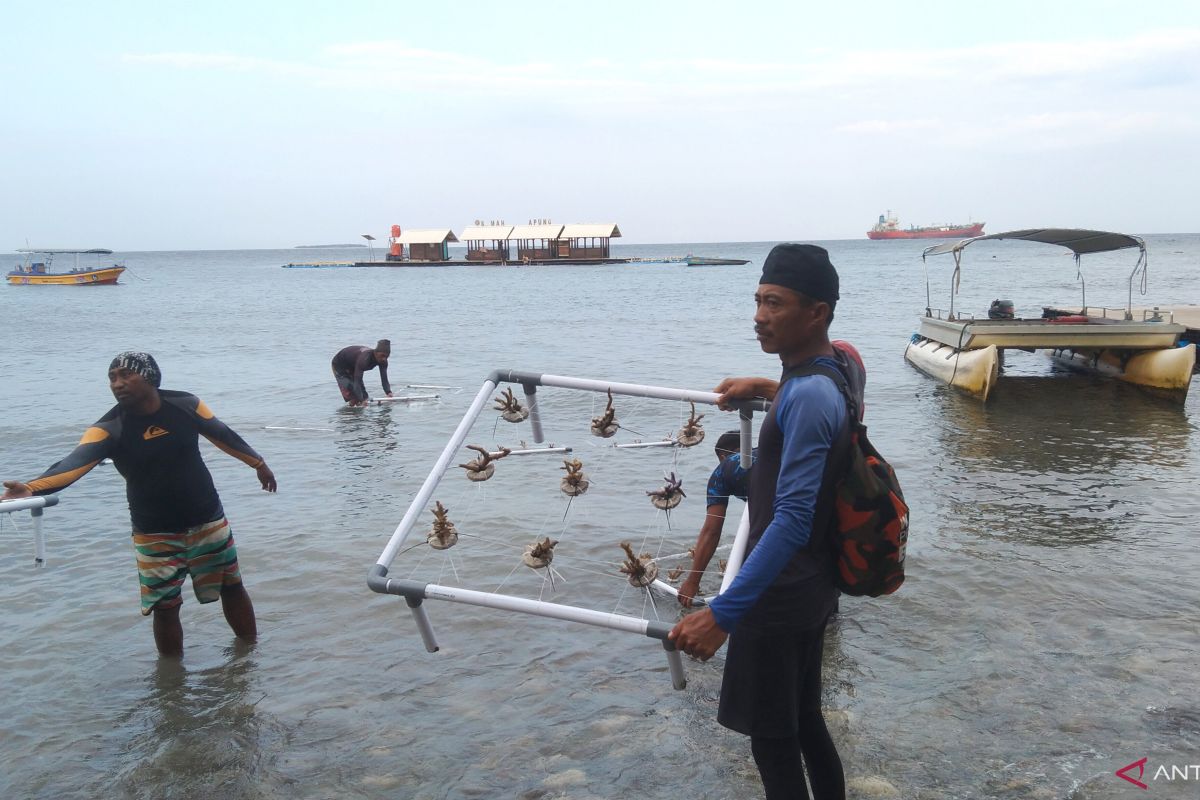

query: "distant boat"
xmin=7 ymin=248 xmax=125 ymax=286
xmin=685 ymin=256 xmax=750 ymax=266
xmin=867 ymin=211 xmax=985 ymax=240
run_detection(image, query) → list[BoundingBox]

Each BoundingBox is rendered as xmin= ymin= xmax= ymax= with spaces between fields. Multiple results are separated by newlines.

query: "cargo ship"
xmin=867 ymin=211 xmax=985 ymax=240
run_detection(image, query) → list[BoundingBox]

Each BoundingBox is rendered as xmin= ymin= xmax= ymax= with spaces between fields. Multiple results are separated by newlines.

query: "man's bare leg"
xmin=220 ymin=582 xmax=257 ymax=641
xmin=152 ymin=604 xmax=184 ymax=657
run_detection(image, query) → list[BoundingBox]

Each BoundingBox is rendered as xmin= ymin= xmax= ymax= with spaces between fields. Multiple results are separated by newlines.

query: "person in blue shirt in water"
xmin=670 ymin=243 xmax=856 ymax=800
xmin=676 ymin=430 xmax=751 ymax=608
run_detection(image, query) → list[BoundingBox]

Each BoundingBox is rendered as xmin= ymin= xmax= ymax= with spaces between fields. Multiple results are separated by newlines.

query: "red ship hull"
xmin=867 ymin=222 xmax=985 ymax=240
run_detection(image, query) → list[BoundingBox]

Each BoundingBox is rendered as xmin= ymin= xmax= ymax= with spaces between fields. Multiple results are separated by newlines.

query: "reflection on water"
xmin=112 ymin=643 xmax=280 ymax=800
xmin=928 ymin=372 xmax=1192 ymax=548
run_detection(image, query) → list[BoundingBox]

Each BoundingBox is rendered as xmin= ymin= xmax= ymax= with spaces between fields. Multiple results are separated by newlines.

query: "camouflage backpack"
xmin=784 ymin=356 xmax=909 ymax=597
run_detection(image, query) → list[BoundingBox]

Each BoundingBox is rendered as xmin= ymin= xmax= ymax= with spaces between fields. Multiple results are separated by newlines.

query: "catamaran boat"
xmin=904 ymin=229 xmax=1195 ymax=402
xmin=6 ymin=248 xmax=125 ymax=286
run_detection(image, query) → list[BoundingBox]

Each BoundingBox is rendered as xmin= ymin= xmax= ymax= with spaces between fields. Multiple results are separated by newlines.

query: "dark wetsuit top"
xmin=26 ymin=391 xmax=264 ymax=533
xmin=708 ymin=356 xmax=846 ymax=631
xmin=331 ymin=346 xmax=391 ymax=402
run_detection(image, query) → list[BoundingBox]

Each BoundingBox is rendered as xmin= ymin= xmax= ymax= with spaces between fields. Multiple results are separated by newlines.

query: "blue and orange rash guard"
xmin=706 ymin=452 xmax=752 ymax=507
xmin=331 ymin=346 xmax=391 ymax=401
xmin=25 ymin=391 xmax=265 ymax=533
xmin=708 ymin=358 xmax=846 ymax=632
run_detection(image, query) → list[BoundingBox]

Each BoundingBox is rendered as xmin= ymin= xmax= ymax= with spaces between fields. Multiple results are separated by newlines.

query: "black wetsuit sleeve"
xmin=378 ymin=360 xmax=391 ymax=394
xmin=167 ymin=394 xmax=265 ymax=468
xmin=25 ymin=418 xmax=118 ymax=495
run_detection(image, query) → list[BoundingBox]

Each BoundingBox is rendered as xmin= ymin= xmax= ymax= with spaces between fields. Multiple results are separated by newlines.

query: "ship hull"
xmin=868 ymin=222 xmax=985 ymax=240
xmin=7 ymin=266 xmax=126 ymax=285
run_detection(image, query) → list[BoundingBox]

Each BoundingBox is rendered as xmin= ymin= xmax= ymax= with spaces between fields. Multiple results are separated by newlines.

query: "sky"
xmin=3 ymin=0 xmax=1199 ymax=250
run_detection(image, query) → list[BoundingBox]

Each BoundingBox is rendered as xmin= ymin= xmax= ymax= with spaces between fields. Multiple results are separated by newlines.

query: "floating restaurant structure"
xmin=372 ymin=219 xmax=624 ymax=266
xmin=386 ymin=226 xmax=459 ymax=262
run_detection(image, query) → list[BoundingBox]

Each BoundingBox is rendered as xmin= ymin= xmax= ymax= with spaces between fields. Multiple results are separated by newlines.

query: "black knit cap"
xmin=375 ymin=339 xmax=391 ymax=355
xmin=759 ymin=243 xmax=839 ymax=306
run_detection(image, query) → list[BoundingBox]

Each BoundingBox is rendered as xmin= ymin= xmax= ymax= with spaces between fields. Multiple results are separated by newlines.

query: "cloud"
xmin=121 ymin=29 xmax=1200 ymax=147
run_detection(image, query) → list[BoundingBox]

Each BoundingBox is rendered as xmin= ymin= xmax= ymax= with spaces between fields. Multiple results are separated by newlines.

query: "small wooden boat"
xmin=685 ymin=256 xmax=750 ymax=266
xmin=7 ymin=248 xmax=125 ymax=286
xmin=906 ymin=229 xmax=1194 ymax=402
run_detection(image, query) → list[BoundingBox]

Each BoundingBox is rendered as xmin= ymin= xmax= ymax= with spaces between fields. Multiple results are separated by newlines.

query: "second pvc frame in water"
xmin=367 ymin=369 xmax=768 ymax=689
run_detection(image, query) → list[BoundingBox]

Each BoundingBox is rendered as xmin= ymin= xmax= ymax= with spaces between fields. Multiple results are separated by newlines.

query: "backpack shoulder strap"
xmin=780 ymin=361 xmax=861 ymax=424
xmin=779 ymin=362 xmax=855 ymax=552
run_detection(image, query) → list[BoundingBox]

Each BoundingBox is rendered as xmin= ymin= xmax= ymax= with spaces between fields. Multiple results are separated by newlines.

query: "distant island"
xmin=294 ymin=243 xmax=368 ymax=249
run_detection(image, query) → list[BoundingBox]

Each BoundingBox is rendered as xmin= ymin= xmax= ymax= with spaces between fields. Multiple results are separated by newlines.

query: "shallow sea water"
xmin=1 ymin=235 xmax=1199 ymax=799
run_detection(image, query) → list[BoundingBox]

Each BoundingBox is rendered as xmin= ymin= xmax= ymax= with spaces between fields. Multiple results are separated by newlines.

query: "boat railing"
xmin=1076 ymin=306 xmax=1175 ymax=323
xmin=925 ymin=307 xmax=980 ymax=322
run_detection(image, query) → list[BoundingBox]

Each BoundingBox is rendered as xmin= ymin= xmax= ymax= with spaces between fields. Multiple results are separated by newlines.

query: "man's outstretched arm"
xmin=3 ymin=424 xmax=115 ymax=498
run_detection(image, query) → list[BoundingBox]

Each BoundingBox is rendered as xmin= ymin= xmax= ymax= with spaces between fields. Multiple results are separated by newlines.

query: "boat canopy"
xmin=17 ymin=248 xmax=113 ymax=254
xmin=922 ymin=229 xmax=1144 ymax=259
xmin=919 ymin=229 xmax=1149 ymax=320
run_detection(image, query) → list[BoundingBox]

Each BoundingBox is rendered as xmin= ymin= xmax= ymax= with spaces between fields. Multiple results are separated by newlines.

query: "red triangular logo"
xmin=1116 ymin=757 xmax=1148 ymax=789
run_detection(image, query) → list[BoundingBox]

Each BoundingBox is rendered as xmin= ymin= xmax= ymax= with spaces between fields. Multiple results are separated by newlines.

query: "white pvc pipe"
xmin=377 ymin=380 xmax=497 ymax=566
xmin=421 ymin=582 xmax=655 ymax=636
xmin=0 ymin=496 xmax=54 ymax=513
xmin=718 ymin=503 xmax=752 ymax=594
xmin=490 ymin=446 xmax=572 ymax=457
xmin=404 ymin=384 xmax=460 ymax=390
xmin=373 ymin=394 xmax=438 ymax=404
xmin=408 ymin=603 xmax=440 ymax=652
xmin=537 ymin=373 xmax=723 ymax=406
xmin=264 ymin=426 xmax=334 ymax=432
xmin=613 ymin=440 xmax=677 ymax=449
xmin=32 ymin=509 xmax=45 ymax=566
xmin=665 ymin=649 xmax=686 ymax=690
xmin=739 ymin=410 xmax=754 ymax=466
xmin=523 ymin=386 xmax=545 ymax=443
xmin=650 ymin=578 xmax=708 ymax=606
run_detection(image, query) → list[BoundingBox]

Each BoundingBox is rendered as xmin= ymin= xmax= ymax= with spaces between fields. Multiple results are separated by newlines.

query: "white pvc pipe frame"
xmin=368 ymin=369 xmax=768 ymax=690
xmin=0 ymin=495 xmax=59 ymax=566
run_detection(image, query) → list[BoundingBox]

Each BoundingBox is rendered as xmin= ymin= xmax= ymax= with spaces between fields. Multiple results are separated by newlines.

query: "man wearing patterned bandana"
xmin=1 ymin=352 xmax=277 ymax=658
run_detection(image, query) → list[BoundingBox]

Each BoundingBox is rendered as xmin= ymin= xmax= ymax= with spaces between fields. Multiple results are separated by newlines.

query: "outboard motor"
xmin=988 ymin=299 xmax=1015 ymax=319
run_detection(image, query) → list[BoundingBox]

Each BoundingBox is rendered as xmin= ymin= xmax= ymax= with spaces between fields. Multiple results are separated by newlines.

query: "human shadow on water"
xmin=112 ymin=641 xmax=284 ymax=800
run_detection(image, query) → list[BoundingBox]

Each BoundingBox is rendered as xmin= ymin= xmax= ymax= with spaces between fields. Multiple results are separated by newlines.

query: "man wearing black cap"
xmin=670 ymin=243 xmax=851 ymax=799
xmin=1 ymin=352 xmax=277 ymax=657
xmin=331 ymin=339 xmax=393 ymax=407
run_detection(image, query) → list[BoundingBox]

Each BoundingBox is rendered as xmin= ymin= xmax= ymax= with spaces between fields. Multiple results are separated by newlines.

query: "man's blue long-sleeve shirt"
xmin=708 ymin=363 xmax=845 ymax=631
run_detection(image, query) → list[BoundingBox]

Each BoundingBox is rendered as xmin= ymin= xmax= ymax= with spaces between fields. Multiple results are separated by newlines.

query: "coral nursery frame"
xmin=367 ymin=369 xmax=767 ymax=689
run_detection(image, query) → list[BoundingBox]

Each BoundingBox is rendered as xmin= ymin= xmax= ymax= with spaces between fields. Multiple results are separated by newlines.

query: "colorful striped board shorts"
xmin=132 ymin=517 xmax=242 ymax=615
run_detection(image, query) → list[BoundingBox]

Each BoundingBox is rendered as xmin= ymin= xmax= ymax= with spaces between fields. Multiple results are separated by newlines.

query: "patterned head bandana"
xmin=109 ymin=352 xmax=162 ymax=387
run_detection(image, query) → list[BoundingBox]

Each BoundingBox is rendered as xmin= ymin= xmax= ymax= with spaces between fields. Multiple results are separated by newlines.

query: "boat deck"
xmin=1046 ymin=305 xmax=1200 ymax=347
xmin=917 ymin=314 xmax=1184 ymax=350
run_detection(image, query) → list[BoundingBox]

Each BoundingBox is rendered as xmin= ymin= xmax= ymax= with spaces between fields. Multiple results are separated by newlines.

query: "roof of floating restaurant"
xmin=393 ymin=228 xmax=460 ymax=244
xmin=923 ymin=229 xmax=1145 ymax=258
xmin=508 ymin=223 xmax=564 ymax=240
xmin=558 ymin=223 xmax=622 ymax=239
xmin=459 ymin=225 xmax=514 ymax=241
